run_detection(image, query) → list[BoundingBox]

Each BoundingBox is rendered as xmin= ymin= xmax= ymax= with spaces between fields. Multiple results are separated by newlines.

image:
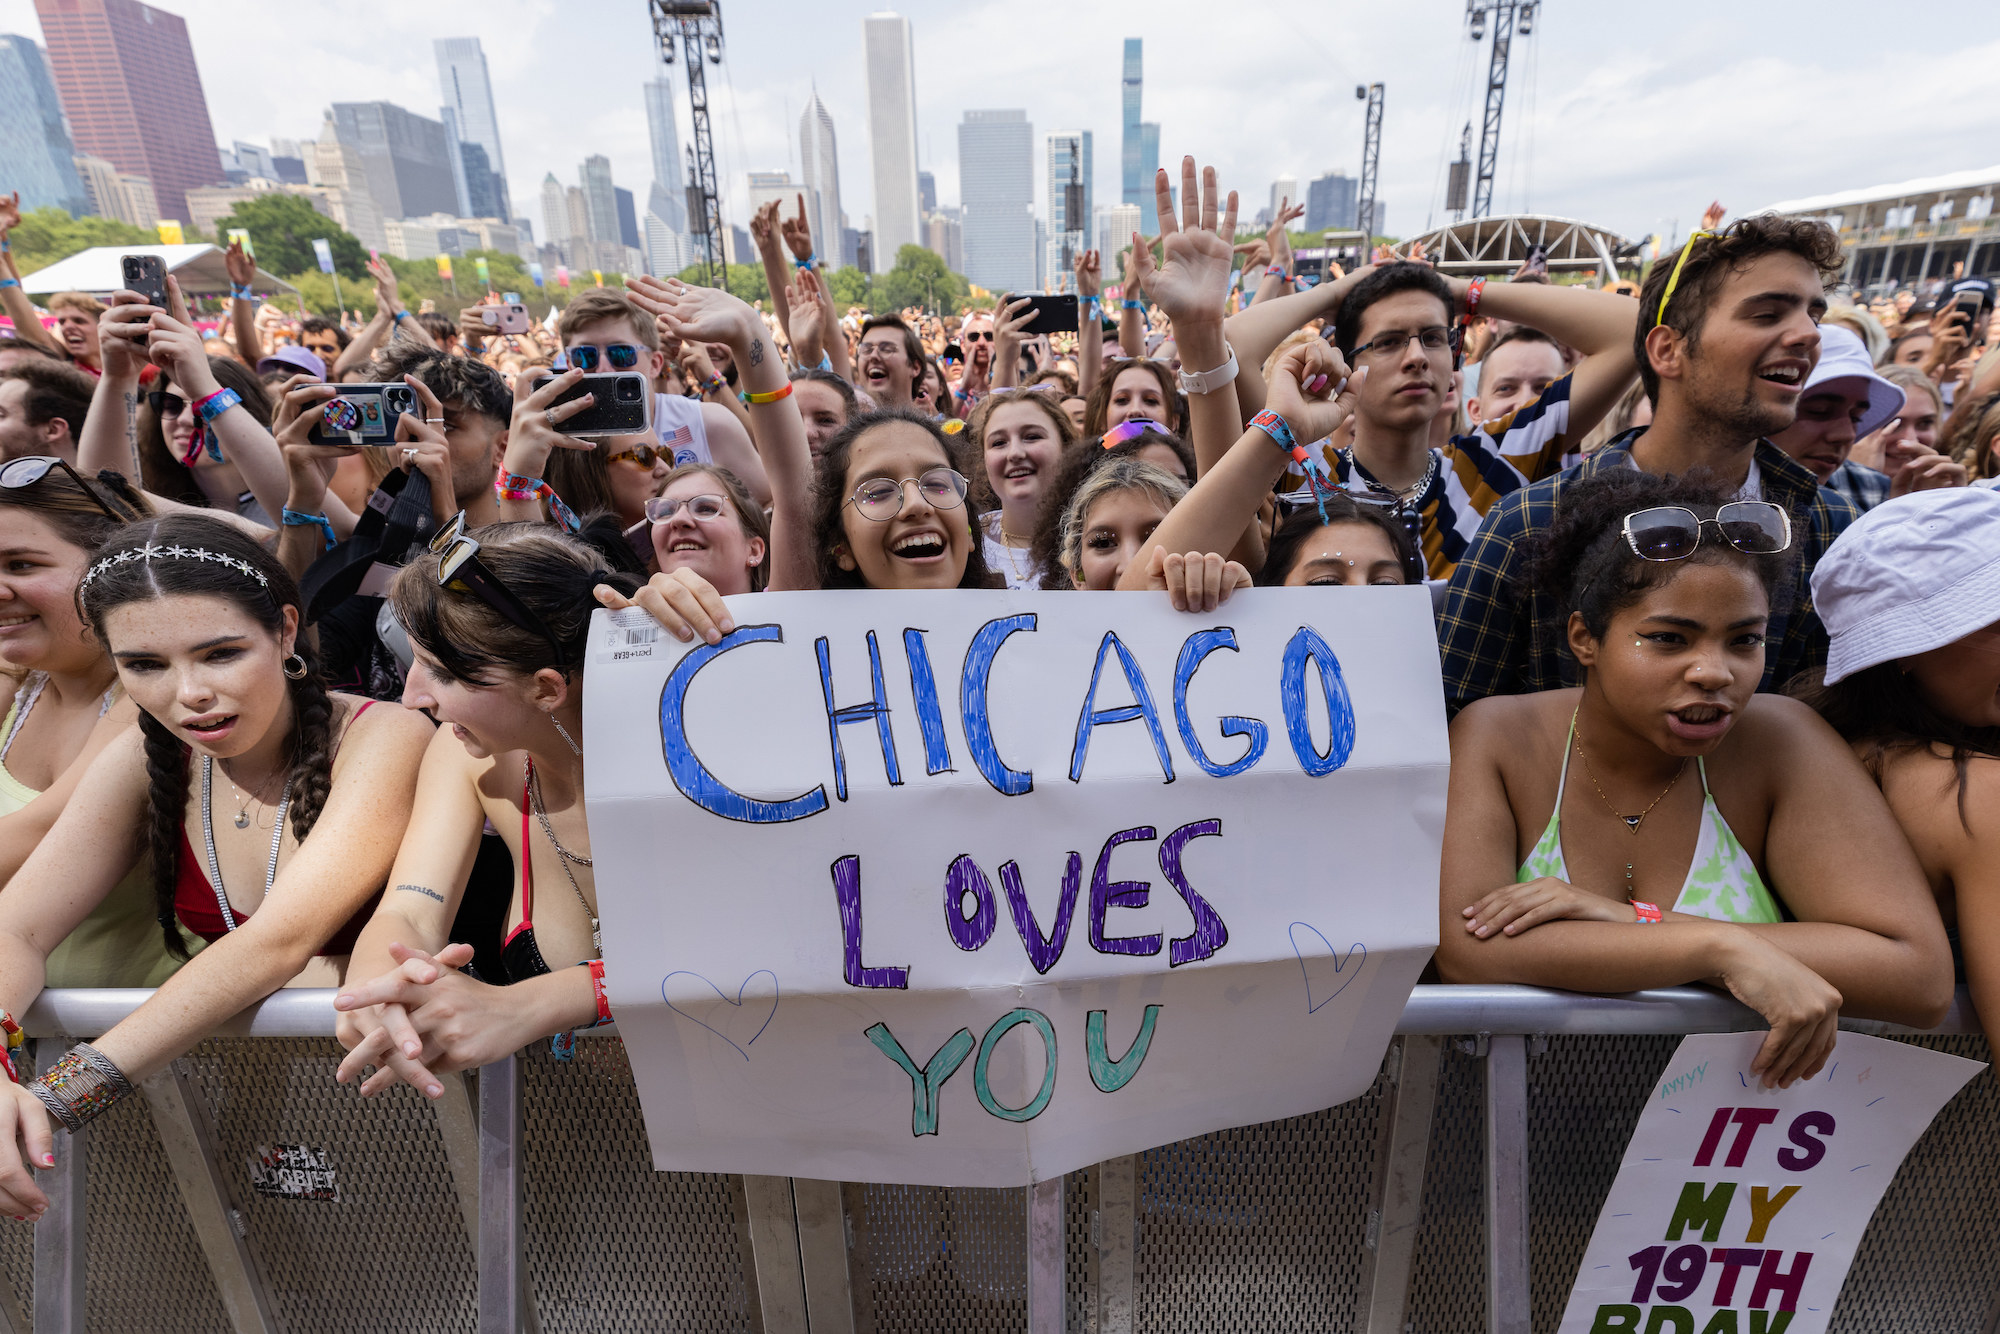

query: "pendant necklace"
xmin=527 ymin=759 xmax=599 ymax=954
xmin=1574 ymin=720 xmax=1686 ymax=894
xmin=218 ymin=754 xmax=289 ymax=829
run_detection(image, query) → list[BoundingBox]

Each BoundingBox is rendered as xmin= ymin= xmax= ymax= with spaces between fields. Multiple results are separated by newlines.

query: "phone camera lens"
xmin=617 ymin=380 xmax=642 ymax=402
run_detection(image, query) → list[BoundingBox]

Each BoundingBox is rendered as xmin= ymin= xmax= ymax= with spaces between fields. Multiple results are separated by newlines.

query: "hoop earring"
xmin=283 ymin=653 xmax=308 ymax=680
xmin=550 ymin=714 xmax=581 ymax=756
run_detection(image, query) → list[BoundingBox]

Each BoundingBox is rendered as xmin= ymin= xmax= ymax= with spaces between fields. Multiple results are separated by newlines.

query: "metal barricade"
xmin=14 ymin=986 xmax=1995 ymax=1334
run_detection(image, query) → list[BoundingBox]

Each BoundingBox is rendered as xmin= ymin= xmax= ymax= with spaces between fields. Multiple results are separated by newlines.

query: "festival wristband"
xmin=497 ymin=472 xmax=582 ymax=534
xmin=739 ymin=382 xmax=793 ymax=405
xmin=698 ymin=373 xmax=726 ymax=397
xmin=589 ymin=959 xmax=612 ymax=1025
xmin=229 ymin=282 xmax=254 ymax=301
xmin=1100 ymin=418 xmax=1160 ymax=450
xmin=1631 ymin=900 xmax=1663 ymax=924
xmin=795 ymin=254 xmax=816 ymax=269
xmin=1465 ymin=276 xmax=1487 ymax=319
xmin=392 ymin=310 xmax=408 ymax=324
xmin=282 ymin=508 xmax=338 ymax=551
xmin=1121 ymin=298 xmax=1143 ymax=310
xmin=0 ymin=1009 xmax=21 ymax=1085
xmin=816 ymin=351 xmax=833 ymax=372
xmin=30 ymin=1043 xmax=134 ymax=1133
xmin=0 ymin=279 xmax=18 ymax=291
xmin=194 ymin=387 xmax=242 ymax=424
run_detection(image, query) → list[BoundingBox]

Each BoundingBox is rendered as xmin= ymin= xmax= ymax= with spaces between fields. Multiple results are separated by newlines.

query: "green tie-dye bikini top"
xmin=1518 ymin=712 xmax=1783 ymax=924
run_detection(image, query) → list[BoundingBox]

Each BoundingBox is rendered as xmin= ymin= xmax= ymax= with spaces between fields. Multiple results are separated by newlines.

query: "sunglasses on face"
xmin=605 ymin=443 xmax=663 ymax=468
xmin=147 ymin=388 xmax=187 ymax=418
xmin=0 ymin=455 xmax=127 ymax=523
xmin=1620 ymin=503 xmax=1793 ymax=562
xmin=644 ymin=493 xmax=730 ymax=523
xmin=565 ymin=343 xmax=642 ymax=372
xmin=849 ymin=468 xmax=968 ymax=521
xmin=962 ymin=330 xmax=993 ymax=343
xmin=427 ymin=511 xmax=570 ymax=667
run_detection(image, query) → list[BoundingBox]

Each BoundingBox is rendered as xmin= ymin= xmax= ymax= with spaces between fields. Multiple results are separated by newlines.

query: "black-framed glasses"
xmin=849 ymin=468 xmax=968 ymax=521
xmin=1621 ymin=503 xmax=1793 ymax=562
xmin=427 ymin=512 xmax=570 ymax=667
xmin=1354 ymin=326 xmax=1453 ymax=360
xmin=147 ymin=387 xmax=187 ymax=418
xmin=0 ymin=456 xmax=128 ymax=523
xmin=644 ymin=493 xmax=730 ymax=523
xmin=566 ymin=343 xmax=642 ymax=372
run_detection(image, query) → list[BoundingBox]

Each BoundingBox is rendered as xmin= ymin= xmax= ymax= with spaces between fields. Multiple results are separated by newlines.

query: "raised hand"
xmin=223 ymin=238 xmax=255 ymax=289
xmin=1131 ymin=156 xmax=1238 ymax=329
xmin=629 ymin=276 xmax=761 ymax=352
xmin=748 ymin=200 xmax=781 ymax=255
xmin=1263 ymin=337 xmax=1361 ymax=445
xmin=780 ymin=194 xmax=815 ymax=262
xmin=786 ymin=270 xmax=824 ymax=362
xmin=1700 ymin=200 xmax=1726 ymax=232
xmin=97 ymin=291 xmax=160 ymax=380
xmin=1074 ymin=248 xmax=1102 ymax=299
xmin=0 ymin=192 xmax=20 ymax=237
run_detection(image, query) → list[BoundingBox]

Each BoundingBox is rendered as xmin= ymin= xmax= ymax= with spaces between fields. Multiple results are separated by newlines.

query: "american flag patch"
xmin=659 ymin=424 xmax=694 ymax=447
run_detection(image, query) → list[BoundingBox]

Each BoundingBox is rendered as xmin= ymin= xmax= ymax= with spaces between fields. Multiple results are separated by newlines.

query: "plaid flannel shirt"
xmin=1436 ymin=431 xmax=1859 ymax=715
xmin=1825 ymin=458 xmax=1892 ymax=512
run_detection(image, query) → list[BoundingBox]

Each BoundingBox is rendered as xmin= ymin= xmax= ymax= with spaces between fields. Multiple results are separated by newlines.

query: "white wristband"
xmin=1177 ymin=342 xmax=1239 ymax=396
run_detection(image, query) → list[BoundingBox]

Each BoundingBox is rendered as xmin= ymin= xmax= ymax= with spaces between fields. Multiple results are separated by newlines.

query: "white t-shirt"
xmin=654 ymin=393 xmax=712 ymax=468
xmin=980 ymin=510 xmax=1042 ymax=590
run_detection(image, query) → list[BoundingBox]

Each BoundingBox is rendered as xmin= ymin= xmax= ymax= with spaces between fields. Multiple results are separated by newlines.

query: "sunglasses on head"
xmin=565 ymin=343 xmax=642 ymax=372
xmin=0 ymin=456 xmax=127 ymax=523
xmin=427 ymin=512 xmax=570 ymax=667
xmin=1621 ymin=502 xmax=1792 ymax=562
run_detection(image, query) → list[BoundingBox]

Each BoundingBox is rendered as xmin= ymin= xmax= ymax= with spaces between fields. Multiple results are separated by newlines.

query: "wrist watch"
xmin=1176 ymin=341 xmax=1240 ymax=396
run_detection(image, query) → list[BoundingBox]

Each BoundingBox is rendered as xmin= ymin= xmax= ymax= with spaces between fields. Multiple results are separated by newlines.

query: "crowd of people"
xmin=0 ymin=162 xmax=1993 ymax=1224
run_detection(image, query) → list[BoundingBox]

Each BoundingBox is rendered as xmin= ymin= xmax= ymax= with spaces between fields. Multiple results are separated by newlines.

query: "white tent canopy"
xmin=16 ymin=244 xmax=297 ymax=298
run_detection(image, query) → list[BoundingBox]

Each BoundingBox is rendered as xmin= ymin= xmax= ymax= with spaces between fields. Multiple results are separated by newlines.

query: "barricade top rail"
xmin=20 ymin=982 xmax=1981 ymax=1040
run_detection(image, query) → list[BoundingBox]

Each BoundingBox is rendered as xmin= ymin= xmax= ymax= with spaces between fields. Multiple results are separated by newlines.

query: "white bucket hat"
xmin=1813 ymin=487 xmax=2000 ymax=683
xmin=1806 ymin=325 xmax=1904 ymax=442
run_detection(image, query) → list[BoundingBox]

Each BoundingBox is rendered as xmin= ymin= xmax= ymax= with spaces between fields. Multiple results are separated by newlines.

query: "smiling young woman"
xmin=0 ymin=515 xmax=432 ymax=1219
xmin=966 ymin=390 xmax=1077 ymax=590
xmin=1437 ymin=469 xmax=1952 ymax=1090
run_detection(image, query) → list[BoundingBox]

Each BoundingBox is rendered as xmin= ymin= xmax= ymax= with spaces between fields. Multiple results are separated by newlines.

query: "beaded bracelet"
xmin=31 ymin=1043 xmax=134 ymax=1133
xmin=229 ymin=282 xmax=255 ymax=301
xmin=282 ymin=507 xmax=337 ymax=551
xmin=698 ymin=373 xmax=726 ymax=397
xmin=739 ymin=382 xmax=793 ymax=405
xmin=497 ymin=471 xmax=581 ymax=534
xmin=0 ymin=1009 xmax=21 ymax=1085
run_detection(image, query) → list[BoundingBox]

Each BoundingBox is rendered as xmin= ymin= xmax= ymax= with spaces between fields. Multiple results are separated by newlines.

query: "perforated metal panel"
xmin=0 ymin=1143 xmax=27 ymax=1326
xmin=81 ymin=1076 xmax=227 ymax=1332
xmin=1526 ymin=1034 xmax=1679 ymax=1332
xmin=849 ymin=1183 xmax=1027 ymax=1332
xmin=1130 ymin=1070 xmax=1391 ymax=1333
xmin=1064 ymin=1167 xmax=1094 ymax=1333
xmin=1830 ymin=1034 xmax=2000 ymax=1332
xmin=185 ymin=1036 xmax=476 ymax=1332
xmin=1404 ymin=1039 xmax=1488 ymax=1333
xmin=521 ymin=1039 xmax=754 ymax=1332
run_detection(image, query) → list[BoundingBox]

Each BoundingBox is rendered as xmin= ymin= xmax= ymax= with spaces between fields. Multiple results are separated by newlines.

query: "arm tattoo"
xmin=395 ymin=884 xmax=446 ymax=903
xmin=748 ymin=338 xmax=764 ymax=367
xmin=122 ymin=391 xmax=141 ymax=478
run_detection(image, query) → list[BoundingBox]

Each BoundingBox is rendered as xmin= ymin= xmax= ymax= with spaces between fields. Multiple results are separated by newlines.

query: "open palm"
xmin=1133 ymin=157 xmax=1238 ymax=326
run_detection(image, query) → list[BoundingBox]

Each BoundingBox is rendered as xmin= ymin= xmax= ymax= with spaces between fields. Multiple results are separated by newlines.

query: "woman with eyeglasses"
xmin=1437 ymin=470 xmax=1953 ymax=1090
xmin=0 ymin=459 xmax=199 ymax=986
xmin=646 ymin=464 xmax=771 ymax=594
xmin=329 ymin=520 xmax=646 ymax=1099
xmin=0 ymin=515 xmax=432 ymax=1219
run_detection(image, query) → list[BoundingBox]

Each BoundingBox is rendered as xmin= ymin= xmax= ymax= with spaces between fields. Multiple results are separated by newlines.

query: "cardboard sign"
xmin=1559 ymin=1031 xmax=1983 ymax=1333
xmin=584 ymin=588 xmax=1447 ymax=1188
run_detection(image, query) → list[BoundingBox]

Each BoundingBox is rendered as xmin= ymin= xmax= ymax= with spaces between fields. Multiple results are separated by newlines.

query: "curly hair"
xmin=963 ymin=388 xmax=1080 ymax=512
xmin=1942 ymin=389 xmax=2000 ymax=480
xmin=807 ymin=408 xmax=998 ymax=590
xmin=1634 ymin=214 xmax=1843 ymax=404
xmin=1027 ymin=430 xmax=1196 ymax=586
xmin=1082 ymin=359 xmax=1184 ymax=437
xmin=79 ymin=515 xmax=333 ymax=959
xmin=368 ymin=344 xmax=511 ymax=427
xmin=1524 ymin=469 xmax=1794 ymax=641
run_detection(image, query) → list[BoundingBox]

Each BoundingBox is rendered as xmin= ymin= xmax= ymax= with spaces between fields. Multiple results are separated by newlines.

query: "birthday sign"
xmin=1559 ymin=1031 xmax=1983 ymax=1333
xmin=582 ymin=588 xmax=1447 ymax=1187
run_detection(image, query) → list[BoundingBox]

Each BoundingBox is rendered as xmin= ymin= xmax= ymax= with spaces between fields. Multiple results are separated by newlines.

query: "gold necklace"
xmin=1574 ymin=721 xmax=1686 ymax=836
xmin=993 ymin=517 xmax=1033 ymax=578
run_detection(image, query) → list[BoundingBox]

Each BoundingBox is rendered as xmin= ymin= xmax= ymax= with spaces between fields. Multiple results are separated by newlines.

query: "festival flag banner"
xmin=155 ymin=220 xmax=184 ymax=245
xmin=435 ymin=255 xmax=453 ymax=283
xmin=556 ymin=265 xmax=570 ymax=289
xmin=311 ymin=238 xmax=335 ymax=275
xmin=529 ymin=262 xmax=545 ymax=289
xmin=585 ymin=588 xmax=1447 ymax=1188
xmin=1558 ymin=1031 xmax=1982 ymax=1334
xmin=474 ymin=256 xmax=491 ymax=286
xmin=591 ymin=269 xmax=604 ymax=287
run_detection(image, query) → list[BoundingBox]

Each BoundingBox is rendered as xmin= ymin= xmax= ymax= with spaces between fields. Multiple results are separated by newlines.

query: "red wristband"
xmin=1464 ymin=276 xmax=1487 ymax=319
xmin=589 ymin=958 xmax=611 ymax=1024
xmin=1631 ymin=900 xmax=1662 ymax=924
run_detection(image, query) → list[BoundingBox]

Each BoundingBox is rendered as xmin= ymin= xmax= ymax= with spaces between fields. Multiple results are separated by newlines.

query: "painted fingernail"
xmin=39 ymin=1155 xmax=52 ymax=1167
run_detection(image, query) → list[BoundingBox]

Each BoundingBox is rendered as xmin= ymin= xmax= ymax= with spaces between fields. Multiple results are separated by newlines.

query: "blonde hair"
xmin=1054 ymin=457 xmax=1188 ymax=587
xmin=556 ymin=289 xmax=657 ymax=351
xmin=1821 ymin=304 xmax=1890 ymax=366
xmin=47 ymin=291 xmax=106 ymax=318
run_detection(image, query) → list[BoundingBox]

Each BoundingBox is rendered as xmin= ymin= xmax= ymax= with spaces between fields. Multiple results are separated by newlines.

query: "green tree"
xmin=215 ymin=195 xmax=367 ymax=280
xmin=673 ymin=261 xmax=769 ymax=303
xmin=876 ymin=244 xmax=969 ymax=316
xmin=824 ymin=265 xmax=873 ymax=310
xmin=9 ymin=207 xmax=156 ymax=276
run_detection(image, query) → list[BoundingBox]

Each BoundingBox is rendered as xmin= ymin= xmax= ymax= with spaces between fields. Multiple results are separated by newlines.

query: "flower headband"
xmin=79 ymin=541 xmax=269 ymax=602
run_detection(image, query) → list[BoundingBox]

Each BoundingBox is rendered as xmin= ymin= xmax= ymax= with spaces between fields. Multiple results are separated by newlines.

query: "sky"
xmin=6 ymin=0 xmax=2000 ymax=252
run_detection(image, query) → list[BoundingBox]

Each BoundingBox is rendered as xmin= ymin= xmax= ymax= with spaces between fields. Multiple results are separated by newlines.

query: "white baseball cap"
xmin=1813 ymin=487 xmax=2000 ymax=683
xmin=1806 ymin=325 xmax=1904 ymax=442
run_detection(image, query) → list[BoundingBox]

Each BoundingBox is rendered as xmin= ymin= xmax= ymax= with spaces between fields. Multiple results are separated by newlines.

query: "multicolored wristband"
xmin=282 ymin=507 xmax=337 ymax=551
xmin=497 ymin=471 xmax=582 ymax=534
xmin=229 ymin=282 xmax=255 ymax=301
xmin=1631 ymin=900 xmax=1662 ymax=924
xmin=739 ymin=382 xmax=793 ymax=406
xmin=0 ymin=1009 xmax=21 ymax=1085
xmin=31 ymin=1043 xmax=134 ymax=1133
xmin=194 ymin=387 xmax=241 ymax=424
xmin=698 ymin=373 xmax=726 ymax=397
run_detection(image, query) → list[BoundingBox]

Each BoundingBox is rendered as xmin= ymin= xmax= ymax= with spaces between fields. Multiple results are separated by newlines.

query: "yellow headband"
xmin=1653 ymin=228 xmax=1717 ymax=329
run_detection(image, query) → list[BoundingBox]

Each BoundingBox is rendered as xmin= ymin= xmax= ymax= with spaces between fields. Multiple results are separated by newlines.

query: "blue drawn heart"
xmin=661 ymin=969 xmax=780 ymax=1060
xmin=1288 ymin=923 xmax=1366 ymax=1015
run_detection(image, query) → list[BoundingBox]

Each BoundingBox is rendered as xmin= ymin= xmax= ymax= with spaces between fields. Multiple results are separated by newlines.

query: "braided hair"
xmin=79 ymin=514 xmax=335 ymax=958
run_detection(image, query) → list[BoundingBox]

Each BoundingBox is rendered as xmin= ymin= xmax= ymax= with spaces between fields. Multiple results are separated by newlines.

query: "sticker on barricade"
xmin=583 ymin=588 xmax=1447 ymax=1188
xmin=1558 ymin=1030 xmax=1984 ymax=1333
xmin=247 ymin=1144 xmax=341 ymax=1203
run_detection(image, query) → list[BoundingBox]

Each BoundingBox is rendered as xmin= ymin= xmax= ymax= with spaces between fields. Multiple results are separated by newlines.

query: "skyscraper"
xmin=796 ymin=89 xmax=842 ymax=264
xmin=32 ymin=0 xmax=223 ymax=224
xmin=643 ymin=78 xmax=687 ymax=233
xmin=958 ymin=110 xmax=1035 ymax=294
xmin=435 ymin=38 xmax=510 ymax=222
xmin=332 ymin=102 xmax=458 ymax=220
xmin=614 ymin=186 xmax=641 ymax=250
xmin=1305 ymin=170 xmax=1357 ymax=232
xmin=1119 ymin=39 xmax=1160 ymax=233
xmin=1096 ymin=202 xmax=1142 ymax=268
xmin=863 ymin=13 xmax=922 ymax=263
xmin=1270 ymin=175 xmax=1299 ymax=227
xmin=73 ymin=155 xmax=156 ymax=229
xmin=1046 ymin=132 xmax=1093 ymax=290
xmin=0 ymin=36 xmax=90 ymax=216
xmin=540 ymin=172 xmax=570 ymax=249
xmin=579 ymin=156 xmax=621 ymax=270
xmin=303 ymin=118 xmax=387 ymax=252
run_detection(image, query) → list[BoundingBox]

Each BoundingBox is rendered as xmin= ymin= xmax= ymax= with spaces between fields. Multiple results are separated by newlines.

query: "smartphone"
xmin=531 ymin=373 xmax=651 ymax=437
xmin=307 ymin=383 xmax=419 ymax=447
xmin=1523 ymin=243 xmax=1550 ymax=275
xmin=1951 ymin=291 xmax=1982 ymax=324
xmin=1009 ymin=293 xmax=1078 ymax=336
xmin=120 ymin=254 xmax=167 ymax=345
xmin=480 ymin=303 xmax=532 ymax=335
